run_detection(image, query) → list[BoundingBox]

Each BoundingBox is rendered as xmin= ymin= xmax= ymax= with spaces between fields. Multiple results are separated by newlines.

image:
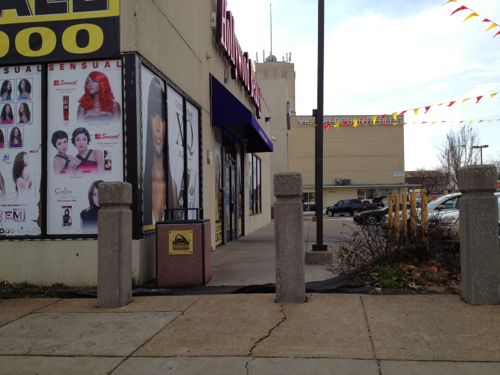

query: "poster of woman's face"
xmin=0 ymin=103 xmax=14 ymax=124
xmin=0 ymin=79 xmax=13 ymax=101
xmin=0 ymin=64 xmax=42 ymax=237
xmin=17 ymin=102 xmax=31 ymax=124
xmin=46 ymin=60 xmax=124 ymax=236
xmin=8 ymin=126 xmax=23 ymax=148
xmin=17 ymin=78 xmax=32 ymax=100
xmin=141 ymin=65 xmax=167 ymax=232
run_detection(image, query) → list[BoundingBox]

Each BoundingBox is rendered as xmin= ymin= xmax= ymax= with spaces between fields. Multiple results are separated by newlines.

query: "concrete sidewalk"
xmin=207 ymin=218 xmax=355 ymax=286
xmin=2 ymin=219 xmax=500 ymax=374
xmin=1 ymin=294 xmax=500 ymax=374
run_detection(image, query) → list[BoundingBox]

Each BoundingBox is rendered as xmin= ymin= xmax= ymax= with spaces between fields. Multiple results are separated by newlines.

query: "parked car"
xmin=326 ymin=199 xmax=373 ymax=217
xmin=448 ymin=192 xmax=500 ymax=237
xmin=384 ymin=192 xmax=461 ymax=224
xmin=354 ymin=206 xmax=388 ymax=225
xmin=372 ymin=196 xmax=387 ymax=208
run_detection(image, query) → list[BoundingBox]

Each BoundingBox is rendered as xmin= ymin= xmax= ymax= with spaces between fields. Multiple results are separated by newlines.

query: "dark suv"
xmin=326 ymin=199 xmax=371 ymax=217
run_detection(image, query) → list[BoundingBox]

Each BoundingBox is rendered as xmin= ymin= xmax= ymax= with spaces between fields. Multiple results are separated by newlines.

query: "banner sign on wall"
xmin=0 ymin=0 xmax=120 ymax=65
xmin=46 ymin=59 xmax=124 ymax=235
xmin=0 ymin=64 xmax=42 ymax=237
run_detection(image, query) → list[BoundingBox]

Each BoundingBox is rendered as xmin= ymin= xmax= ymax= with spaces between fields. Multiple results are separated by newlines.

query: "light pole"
xmin=313 ymin=0 xmax=327 ymax=251
xmin=472 ymin=145 xmax=488 ymax=165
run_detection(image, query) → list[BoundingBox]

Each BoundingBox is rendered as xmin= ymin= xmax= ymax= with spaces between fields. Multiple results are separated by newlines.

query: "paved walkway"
xmin=2 ymin=294 xmax=500 ymax=374
xmin=207 ymin=218 xmax=348 ymax=286
xmin=1 ymin=219 xmax=500 ymax=374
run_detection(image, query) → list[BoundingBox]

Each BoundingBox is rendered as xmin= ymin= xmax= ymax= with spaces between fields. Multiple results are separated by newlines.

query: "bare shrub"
xmin=334 ymin=219 xmax=460 ymax=275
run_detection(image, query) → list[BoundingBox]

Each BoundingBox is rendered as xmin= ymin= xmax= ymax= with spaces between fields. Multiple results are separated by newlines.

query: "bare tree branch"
xmin=438 ymin=124 xmax=479 ymax=187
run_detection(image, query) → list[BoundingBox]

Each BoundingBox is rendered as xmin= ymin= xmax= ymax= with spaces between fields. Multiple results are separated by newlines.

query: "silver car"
xmin=447 ymin=192 xmax=500 ymax=237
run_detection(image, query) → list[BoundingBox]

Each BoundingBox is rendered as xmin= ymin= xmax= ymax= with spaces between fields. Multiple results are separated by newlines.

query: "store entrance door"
xmin=224 ymin=161 xmax=237 ymax=242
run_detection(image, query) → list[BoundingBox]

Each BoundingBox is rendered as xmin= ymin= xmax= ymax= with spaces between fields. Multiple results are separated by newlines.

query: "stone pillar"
xmin=97 ymin=182 xmax=133 ymax=308
xmin=274 ymin=172 xmax=305 ymax=303
xmin=458 ymin=165 xmax=500 ymax=305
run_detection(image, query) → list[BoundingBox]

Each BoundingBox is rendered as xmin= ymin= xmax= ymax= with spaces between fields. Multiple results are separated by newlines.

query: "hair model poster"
xmin=140 ymin=65 xmax=168 ymax=232
xmin=167 ymin=86 xmax=186 ymax=220
xmin=0 ymin=65 xmax=42 ymax=236
xmin=46 ymin=59 xmax=124 ymax=235
xmin=185 ymin=101 xmax=199 ymax=219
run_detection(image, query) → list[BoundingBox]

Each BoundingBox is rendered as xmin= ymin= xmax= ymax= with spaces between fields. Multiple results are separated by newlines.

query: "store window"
xmin=249 ymin=154 xmax=262 ymax=215
xmin=303 ymin=192 xmax=316 ymax=212
xmin=140 ymin=62 xmax=201 ymax=234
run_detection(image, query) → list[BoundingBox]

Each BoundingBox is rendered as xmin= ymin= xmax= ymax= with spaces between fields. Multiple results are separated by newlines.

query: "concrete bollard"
xmin=458 ymin=165 xmax=500 ymax=305
xmin=97 ymin=182 xmax=133 ymax=308
xmin=273 ymin=172 xmax=305 ymax=303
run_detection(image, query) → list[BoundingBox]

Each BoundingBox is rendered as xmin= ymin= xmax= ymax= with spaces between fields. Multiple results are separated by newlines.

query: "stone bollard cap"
xmin=274 ymin=172 xmax=302 ymax=197
xmin=99 ymin=182 xmax=132 ymax=205
xmin=458 ymin=165 xmax=497 ymax=192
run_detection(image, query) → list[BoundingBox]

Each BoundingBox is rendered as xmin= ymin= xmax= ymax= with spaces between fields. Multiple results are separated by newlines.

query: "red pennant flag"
xmin=482 ymin=18 xmax=491 ymax=23
xmin=447 ymin=101 xmax=456 ymax=107
xmin=424 ymin=106 xmax=431 ymax=113
xmin=476 ymin=96 xmax=483 ymax=103
xmin=399 ymin=110 xmax=407 ymax=116
xmin=495 ymin=30 xmax=500 ymax=38
xmin=343 ymin=120 xmax=349 ymax=126
xmin=479 ymin=120 xmax=485 ymax=123
xmin=323 ymin=124 xmax=330 ymax=129
xmin=451 ymin=5 xmax=468 ymax=16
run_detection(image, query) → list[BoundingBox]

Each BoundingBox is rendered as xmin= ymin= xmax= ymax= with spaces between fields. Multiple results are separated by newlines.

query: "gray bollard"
xmin=97 ymin=182 xmax=133 ymax=308
xmin=458 ymin=165 xmax=500 ymax=305
xmin=274 ymin=172 xmax=305 ymax=303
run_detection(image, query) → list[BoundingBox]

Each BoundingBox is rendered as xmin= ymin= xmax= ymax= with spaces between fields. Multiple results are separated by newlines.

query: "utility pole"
xmin=472 ymin=145 xmax=488 ymax=165
xmin=313 ymin=0 xmax=327 ymax=251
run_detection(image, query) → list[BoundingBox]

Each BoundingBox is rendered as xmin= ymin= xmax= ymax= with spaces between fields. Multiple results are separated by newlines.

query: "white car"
xmin=448 ymin=192 xmax=500 ymax=237
xmin=384 ymin=192 xmax=461 ymax=225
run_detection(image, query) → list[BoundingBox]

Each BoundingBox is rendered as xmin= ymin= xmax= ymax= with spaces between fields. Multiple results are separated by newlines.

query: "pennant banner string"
xmin=321 ymin=116 xmax=500 ymax=130
xmin=444 ymin=1 xmax=500 ymax=38
xmin=395 ymin=89 xmax=499 ymax=117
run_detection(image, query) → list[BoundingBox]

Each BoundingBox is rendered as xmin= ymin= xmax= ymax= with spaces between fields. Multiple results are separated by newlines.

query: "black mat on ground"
xmin=58 ymin=274 xmax=377 ymax=298
xmin=127 ymin=274 xmax=377 ymax=296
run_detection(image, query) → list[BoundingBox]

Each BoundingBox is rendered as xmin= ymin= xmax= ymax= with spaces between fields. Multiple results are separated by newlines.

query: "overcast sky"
xmin=228 ymin=0 xmax=500 ymax=170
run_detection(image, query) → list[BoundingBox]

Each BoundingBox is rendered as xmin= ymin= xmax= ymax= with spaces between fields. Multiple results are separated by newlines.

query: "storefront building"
xmin=0 ymin=0 xmax=274 ymax=286
xmin=290 ymin=114 xmax=407 ymax=209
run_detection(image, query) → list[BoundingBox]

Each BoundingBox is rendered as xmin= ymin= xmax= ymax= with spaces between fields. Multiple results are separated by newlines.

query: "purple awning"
xmin=210 ymin=75 xmax=273 ymax=153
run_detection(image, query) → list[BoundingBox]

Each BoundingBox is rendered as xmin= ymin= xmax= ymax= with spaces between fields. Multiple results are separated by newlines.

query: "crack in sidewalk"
xmin=244 ymin=357 xmax=256 ymax=375
xmin=248 ymin=304 xmax=287 ymax=359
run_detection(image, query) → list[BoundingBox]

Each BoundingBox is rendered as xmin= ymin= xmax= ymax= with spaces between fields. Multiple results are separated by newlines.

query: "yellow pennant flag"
xmin=372 ymin=116 xmax=377 ymax=125
xmin=462 ymin=98 xmax=470 ymax=104
xmin=353 ymin=118 xmax=358 ymax=128
xmin=469 ymin=119 xmax=475 ymax=124
xmin=442 ymin=0 xmax=457 ymax=4
xmin=463 ymin=12 xmax=479 ymax=22
xmin=413 ymin=108 xmax=420 ymax=115
xmin=486 ymin=23 xmax=498 ymax=31
xmin=488 ymin=119 xmax=493 ymax=123
xmin=334 ymin=122 xmax=340 ymax=128
xmin=490 ymin=92 xmax=497 ymax=99
xmin=392 ymin=112 xmax=398 ymax=121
